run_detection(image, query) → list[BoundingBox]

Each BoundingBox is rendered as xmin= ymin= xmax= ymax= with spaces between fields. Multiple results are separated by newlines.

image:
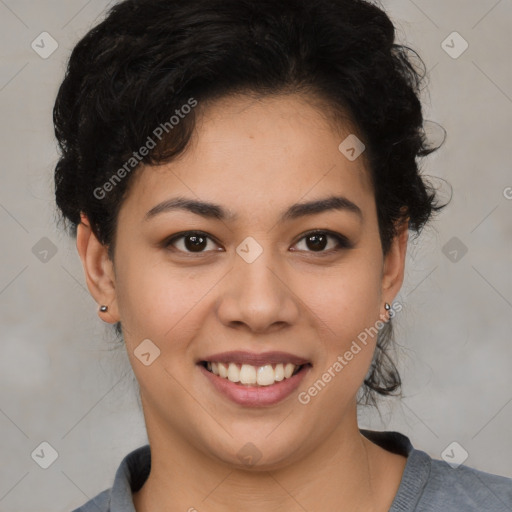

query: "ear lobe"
xmin=76 ymin=213 xmax=120 ymax=323
xmin=381 ymin=219 xmax=409 ymax=297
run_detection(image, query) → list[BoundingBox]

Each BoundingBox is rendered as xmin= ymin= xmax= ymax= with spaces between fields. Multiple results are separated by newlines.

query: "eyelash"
xmin=163 ymin=230 xmax=353 ymax=256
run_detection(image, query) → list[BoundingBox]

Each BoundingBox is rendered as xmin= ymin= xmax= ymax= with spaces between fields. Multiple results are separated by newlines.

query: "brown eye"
xmin=291 ymin=230 xmax=352 ymax=254
xmin=304 ymin=233 xmax=329 ymax=251
xmin=165 ymin=231 xmax=220 ymax=253
xmin=184 ymin=234 xmax=208 ymax=252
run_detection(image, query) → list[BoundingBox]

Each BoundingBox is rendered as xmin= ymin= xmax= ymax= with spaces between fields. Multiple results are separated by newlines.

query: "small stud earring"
xmin=99 ymin=305 xmax=108 ymax=313
xmin=384 ymin=302 xmax=392 ymax=321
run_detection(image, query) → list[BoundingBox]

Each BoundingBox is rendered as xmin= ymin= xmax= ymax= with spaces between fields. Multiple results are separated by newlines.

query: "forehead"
xmin=121 ymin=93 xmax=374 ymax=221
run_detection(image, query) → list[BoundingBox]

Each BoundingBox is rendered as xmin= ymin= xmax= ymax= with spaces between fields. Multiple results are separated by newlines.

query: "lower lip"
xmin=198 ymin=364 xmax=311 ymax=407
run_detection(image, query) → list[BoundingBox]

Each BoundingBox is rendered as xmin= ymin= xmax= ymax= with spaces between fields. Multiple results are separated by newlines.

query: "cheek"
xmin=113 ymin=251 xmax=169 ymax=339
xmin=114 ymin=254 xmax=216 ymax=349
xmin=302 ymin=257 xmax=383 ymax=334
xmin=296 ymin=254 xmax=383 ymax=386
xmin=298 ymin=274 xmax=383 ymax=412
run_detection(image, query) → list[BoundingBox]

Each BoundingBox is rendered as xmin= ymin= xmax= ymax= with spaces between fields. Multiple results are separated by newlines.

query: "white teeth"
xmin=218 ymin=362 xmax=228 ymax=378
xmin=227 ymin=362 xmax=240 ymax=382
xmin=205 ymin=361 xmax=304 ymax=386
xmin=257 ymin=365 xmax=275 ymax=386
xmin=239 ymin=364 xmax=257 ymax=384
xmin=284 ymin=363 xmax=295 ymax=379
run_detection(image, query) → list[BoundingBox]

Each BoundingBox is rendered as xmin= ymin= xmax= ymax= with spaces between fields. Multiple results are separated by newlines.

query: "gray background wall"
xmin=0 ymin=1 xmax=511 ymax=510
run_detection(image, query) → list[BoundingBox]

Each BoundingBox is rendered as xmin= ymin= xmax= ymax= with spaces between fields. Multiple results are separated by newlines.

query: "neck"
xmin=132 ymin=404 xmax=403 ymax=512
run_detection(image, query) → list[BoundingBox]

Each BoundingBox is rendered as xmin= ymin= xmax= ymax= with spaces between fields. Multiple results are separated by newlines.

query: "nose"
xmin=216 ymin=247 xmax=301 ymax=334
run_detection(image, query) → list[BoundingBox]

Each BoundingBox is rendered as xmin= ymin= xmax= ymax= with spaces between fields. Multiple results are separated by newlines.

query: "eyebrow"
xmin=144 ymin=195 xmax=363 ymax=223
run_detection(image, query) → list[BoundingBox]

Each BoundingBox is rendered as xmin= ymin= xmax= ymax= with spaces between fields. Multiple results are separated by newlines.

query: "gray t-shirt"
xmin=72 ymin=429 xmax=512 ymax=511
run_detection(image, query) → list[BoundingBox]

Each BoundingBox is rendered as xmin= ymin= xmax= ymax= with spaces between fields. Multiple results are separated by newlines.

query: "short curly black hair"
xmin=53 ymin=0 xmax=446 ymax=405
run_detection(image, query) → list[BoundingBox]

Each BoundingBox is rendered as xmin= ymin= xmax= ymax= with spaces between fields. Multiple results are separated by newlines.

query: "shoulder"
xmin=361 ymin=430 xmax=512 ymax=512
xmin=71 ymin=488 xmax=110 ymax=512
xmin=417 ymin=457 xmax=512 ymax=511
xmin=69 ymin=444 xmax=151 ymax=512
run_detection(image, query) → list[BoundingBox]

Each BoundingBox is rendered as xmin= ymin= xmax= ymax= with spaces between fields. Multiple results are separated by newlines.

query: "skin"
xmin=77 ymin=93 xmax=409 ymax=512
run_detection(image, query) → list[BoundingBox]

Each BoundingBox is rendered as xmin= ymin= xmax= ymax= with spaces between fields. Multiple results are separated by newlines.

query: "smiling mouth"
xmin=199 ymin=361 xmax=312 ymax=387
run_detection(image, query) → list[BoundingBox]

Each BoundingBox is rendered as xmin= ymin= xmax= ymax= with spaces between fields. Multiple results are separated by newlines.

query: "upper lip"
xmin=199 ymin=351 xmax=311 ymax=367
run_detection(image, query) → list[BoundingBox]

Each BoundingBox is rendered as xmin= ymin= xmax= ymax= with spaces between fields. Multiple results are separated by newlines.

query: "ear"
xmin=76 ymin=213 xmax=120 ymax=323
xmin=381 ymin=218 xmax=409 ymax=301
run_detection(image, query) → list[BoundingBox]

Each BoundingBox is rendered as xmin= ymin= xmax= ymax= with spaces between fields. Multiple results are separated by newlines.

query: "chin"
xmin=202 ymin=430 xmax=309 ymax=472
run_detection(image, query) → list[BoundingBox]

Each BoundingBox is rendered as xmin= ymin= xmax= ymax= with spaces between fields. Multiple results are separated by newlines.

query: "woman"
xmin=53 ymin=0 xmax=512 ymax=510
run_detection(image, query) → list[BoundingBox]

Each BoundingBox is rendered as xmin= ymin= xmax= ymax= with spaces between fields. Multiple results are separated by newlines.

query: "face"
xmin=80 ymin=93 xmax=407 ymax=469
